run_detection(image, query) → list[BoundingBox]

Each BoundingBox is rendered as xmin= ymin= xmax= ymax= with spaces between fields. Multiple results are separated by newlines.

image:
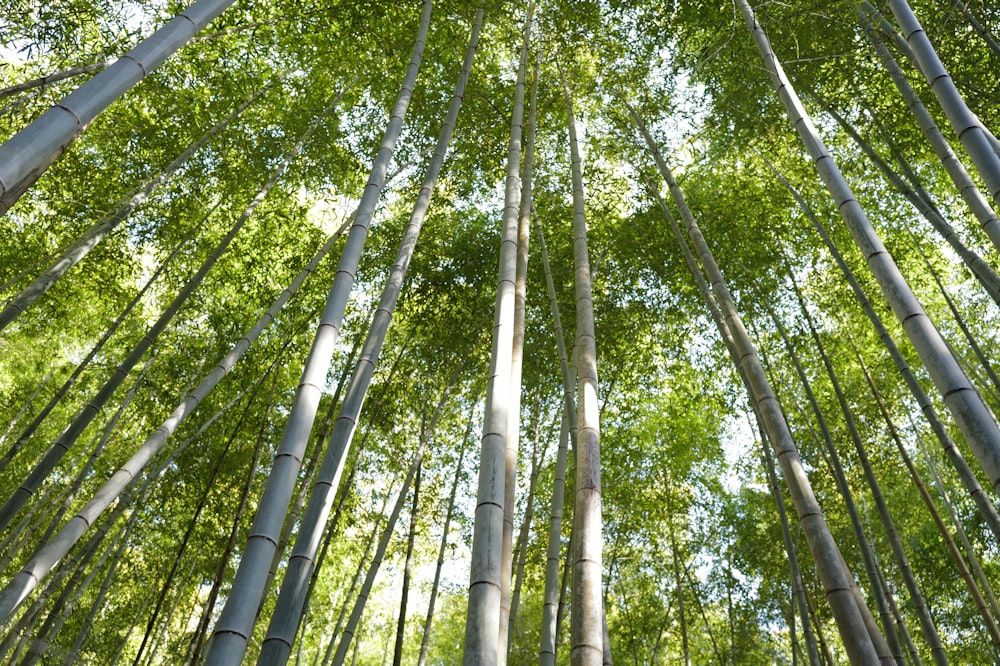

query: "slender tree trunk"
xmin=819 ymin=100 xmax=1000 ymax=305
xmin=508 ymin=401 xmax=547 ymax=654
xmin=738 ymin=0 xmax=1000 ymax=497
xmin=61 ymin=507 xmax=134 ymax=664
xmin=37 ymin=354 xmax=153 ymax=549
xmin=951 ymin=0 xmax=1000 ymax=58
xmin=0 ymin=203 xmax=348 ymax=621
xmin=319 ymin=495 xmax=386 ymax=666
xmin=391 ymin=461 xmax=421 ymax=666
xmin=133 ymin=369 xmax=281 ymax=666
xmin=562 ymin=67 xmax=605 ymax=666
xmin=207 ymin=5 xmax=433 ymax=658
xmin=537 ymin=217 xmax=577 ymax=666
xmin=884 ymin=0 xmax=1000 ymax=208
xmin=498 ymin=52 xmax=538 ymax=666
xmin=464 ymin=3 xmax=533 ymax=664
xmin=0 ymin=82 xmax=265 ymax=332
xmin=760 ymin=439 xmax=823 ymax=666
xmin=0 ymin=0 xmax=240 ymax=213
xmin=416 ymin=406 xmax=474 ymax=666
xmin=917 ymin=431 xmax=1000 ymax=637
xmin=331 ymin=431 xmax=437 ymax=666
xmin=670 ymin=529 xmax=691 ymax=666
xmin=0 ymin=85 xmax=340 ymax=538
xmin=0 ymin=60 xmax=115 ymax=101
xmin=850 ymin=335 xmax=1000 ymax=652
xmin=261 ymin=332 xmax=366 ymax=611
xmin=632 ymin=107 xmax=881 ymax=663
xmin=184 ymin=385 xmax=273 ymax=666
xmin=789 ymin=280 xmax=947 ymax=665
xmin=760 ymin=330 xmax=901 ymax=665
xmin=0 ymin=232 xmax=191 ymax=474
xmin=259 ymin=14 xmax=481 ymax=662
xmin=908 ymin=233 xmax=1000 ymax=401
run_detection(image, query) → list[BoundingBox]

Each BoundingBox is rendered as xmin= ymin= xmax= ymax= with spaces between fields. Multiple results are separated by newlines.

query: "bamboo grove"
xmin=1 ymin=0 xmax=999 ymax=663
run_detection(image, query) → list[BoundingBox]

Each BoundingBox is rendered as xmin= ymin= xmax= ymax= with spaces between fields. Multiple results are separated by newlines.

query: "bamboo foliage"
xmin=4 ymin=1 xmax=1000 ymax=664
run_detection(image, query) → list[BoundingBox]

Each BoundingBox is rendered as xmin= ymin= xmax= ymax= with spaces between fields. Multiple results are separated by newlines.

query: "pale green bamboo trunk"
xmin=463 ymin=3 xmax=533 ymax=664
xmin=498 ymin=53 xmax=538 ymax=666
xmin=631 ymin=104 xmax=882 ymax=663
xmin=258 ymin=14 xmax=482 ymax=664
xmin=885 ymin=0 xmax=1000 ymax=208
xmin=205 ymin=4 xmax=433 ymax=661
xmin=765 ymin=160 xmax=1000 ymax=542
xmin=562 ymin=74 xmax=604 ymax=666
xmin=855 ymin=2 xmax=1000 ymax=251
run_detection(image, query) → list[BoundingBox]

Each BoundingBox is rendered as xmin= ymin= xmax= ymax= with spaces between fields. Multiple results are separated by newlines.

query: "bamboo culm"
xmin=633 ymin=109 xmax=878 ymax=664
xmin=257 ymin=14 xmax=481 ymax=665
xmin=850 ymin=335 xmax=1000 ymax=652
xmin=633 ymin=105 xmax=881 ymax=662
xmin=0 ymin=85 xmax=336 ymax=533
xmin=819 ymin=100 xmax=1000 ymax=306
xmin=498 ymin=52 xmax=537 ymax=666
xmin=464 ymin=3 xmax=533 ymax=664
xmin=790 ymin=281 xmax=948 ymax=665
xmin=204 ymin=4 xmax=433 ymax=660
xmin=538 ymin=220 xmax=576 ymax=666
xmin=330 ymin=421 xmax=441 ymax=666
xmin=761 ymin=304 xmax=900 ymax=664
xmin=855 ymin=3 xmax=1000 ymax=251
xmin=0 ymin=0 xmax=237 ymax=214
xmin=885 ymin=0 xmax=1000 ymax=208
xmin=0 ymin=231 xmax=193 ymax=475
xmin=760 ymin=440 xmax=823 ymax=666
xmin=562 ymin=72 xmax=605 ymax=666
xmin=417 ymin=408 xmax=474 ymax=666
xmin=764 ymin=160 xmax=1000 ymax=542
